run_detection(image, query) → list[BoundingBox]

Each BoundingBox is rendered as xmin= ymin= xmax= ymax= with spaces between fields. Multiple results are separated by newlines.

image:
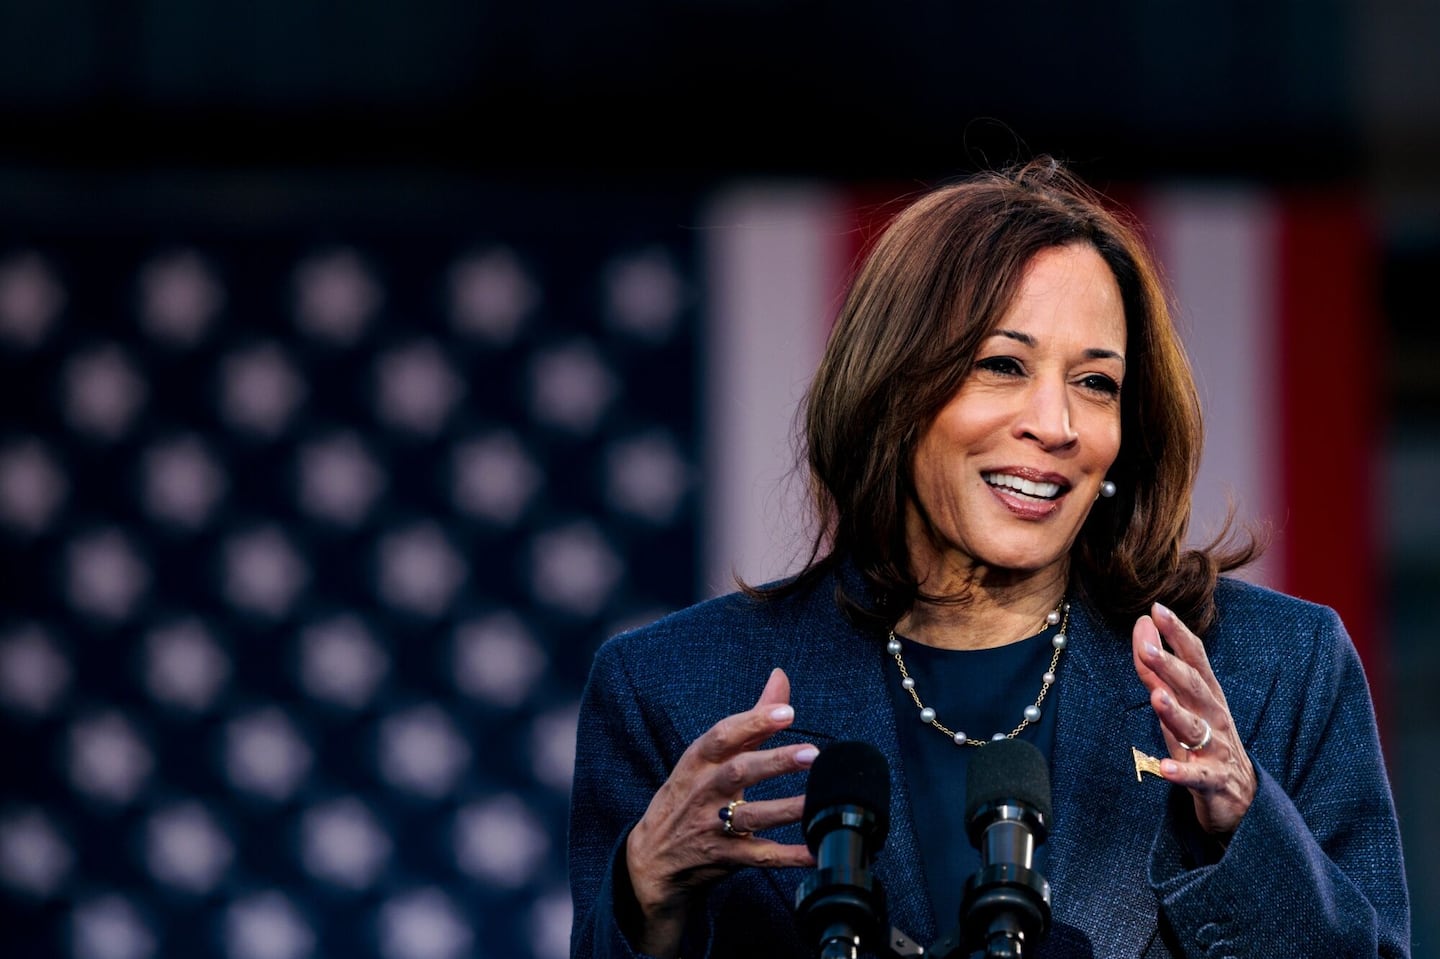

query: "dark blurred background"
xmin=0 ymin=2 xmax=1436 ymax=958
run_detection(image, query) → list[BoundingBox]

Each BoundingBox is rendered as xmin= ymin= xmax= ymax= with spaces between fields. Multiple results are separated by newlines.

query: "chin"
xmin=977 ymin=542 xmax=1071 ymax=577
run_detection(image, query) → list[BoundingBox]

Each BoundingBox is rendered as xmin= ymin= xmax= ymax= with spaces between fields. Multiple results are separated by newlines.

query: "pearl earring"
xmin=1099 ymin=480 xmax=1117 ymax=498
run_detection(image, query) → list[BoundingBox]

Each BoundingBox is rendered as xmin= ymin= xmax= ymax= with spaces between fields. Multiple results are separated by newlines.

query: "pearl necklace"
xmin=887 ymin=599 xmax=1070 ymax=747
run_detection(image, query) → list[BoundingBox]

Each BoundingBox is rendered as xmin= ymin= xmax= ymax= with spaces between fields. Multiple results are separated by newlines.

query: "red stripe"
xmin=1275 ymin=194 xmax=1389 ymax=730
xmin=835 ymin=184 xmax=919 ymax=318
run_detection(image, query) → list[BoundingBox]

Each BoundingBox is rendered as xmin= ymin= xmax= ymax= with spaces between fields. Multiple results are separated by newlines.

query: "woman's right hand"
xmin=623 ymin=667 xmax=819 ymax=958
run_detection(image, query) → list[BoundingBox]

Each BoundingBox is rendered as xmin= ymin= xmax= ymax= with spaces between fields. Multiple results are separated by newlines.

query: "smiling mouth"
xmin=982 ymin=472 xmax=1067 ymax=501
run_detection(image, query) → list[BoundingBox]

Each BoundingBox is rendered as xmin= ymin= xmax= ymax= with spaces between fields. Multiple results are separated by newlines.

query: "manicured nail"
xmin=1154 ymin=602 xmax=1174 ymax=622
xmin=1161 ymin=759 xmax=1180 ymax=776
xmin=1144 ymin=642 xmax=1160 ymax=659
xmin=769 ymin=705 xmax=794 ymax=722
xmin=796 ymin=746 xmax=819 ymax=765
xmin=1159 ymin=690 xmax=1172 ymax=707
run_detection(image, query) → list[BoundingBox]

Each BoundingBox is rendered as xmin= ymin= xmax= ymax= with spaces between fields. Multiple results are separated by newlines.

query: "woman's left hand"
xmin=1132 ymin=602 xmax=1257 ymax=838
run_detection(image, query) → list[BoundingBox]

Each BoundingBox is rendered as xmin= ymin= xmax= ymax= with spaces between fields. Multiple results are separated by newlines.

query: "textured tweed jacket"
xmin=567 ymin=572 xmax=1410 ymax=958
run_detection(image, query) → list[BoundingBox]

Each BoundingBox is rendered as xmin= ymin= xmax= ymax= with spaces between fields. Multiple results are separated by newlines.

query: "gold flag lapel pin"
xmin=1132 ymin=746 xmax=1164 ymax=782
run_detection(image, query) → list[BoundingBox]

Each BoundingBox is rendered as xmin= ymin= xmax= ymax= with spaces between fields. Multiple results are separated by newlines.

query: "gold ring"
xmin=718 ymin=798 xmax=751 ymax=837
xmin=1179 ymin=717 xmax=1213 ymax=752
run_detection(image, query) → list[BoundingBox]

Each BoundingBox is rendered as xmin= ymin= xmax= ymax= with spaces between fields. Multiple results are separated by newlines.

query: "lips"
xmin=981 ymin=470 xmax=1070 ymax=501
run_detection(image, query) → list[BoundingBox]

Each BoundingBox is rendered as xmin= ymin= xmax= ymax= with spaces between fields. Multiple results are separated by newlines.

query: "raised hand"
xmin=624 ymin=668 xmax=818 ymax=957
xmin=1132 ymin=602 xmax=1257 ymax=839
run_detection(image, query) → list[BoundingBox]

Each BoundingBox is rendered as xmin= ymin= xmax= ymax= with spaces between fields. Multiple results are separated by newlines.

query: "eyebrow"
xmin=992 ymin=329 xmax=1126 ymax=366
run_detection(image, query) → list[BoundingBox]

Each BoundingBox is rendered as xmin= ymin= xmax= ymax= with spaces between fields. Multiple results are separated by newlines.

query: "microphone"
xmin=795 ymin=740 xmax=891 ymax=959
xmin=958 ymin=738 xmax=1053 ymax=959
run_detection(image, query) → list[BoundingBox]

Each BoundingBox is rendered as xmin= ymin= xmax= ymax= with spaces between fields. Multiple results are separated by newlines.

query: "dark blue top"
xmin=884 ymin=622 xmax=1060 ymax=931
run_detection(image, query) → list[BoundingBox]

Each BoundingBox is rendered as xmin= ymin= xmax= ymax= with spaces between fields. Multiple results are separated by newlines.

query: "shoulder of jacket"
xmin=1212 ymin=576 xmax=1339 ymax=623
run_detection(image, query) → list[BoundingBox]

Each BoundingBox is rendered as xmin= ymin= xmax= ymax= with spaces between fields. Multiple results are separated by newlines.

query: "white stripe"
xmin=1145 ymin=189 xmax=1283 ymax=587
xmin=700 ymin=185 xmax=845 ymax=597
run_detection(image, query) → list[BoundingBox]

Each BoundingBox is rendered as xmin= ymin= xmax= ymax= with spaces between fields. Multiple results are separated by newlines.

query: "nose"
xmin=1015 ymin=376 xmax=1079 ymax=450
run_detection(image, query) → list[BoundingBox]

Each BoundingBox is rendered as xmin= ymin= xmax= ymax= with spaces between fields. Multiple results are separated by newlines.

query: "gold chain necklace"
xmin=887 ymin=599 xmax=1070 ymax=747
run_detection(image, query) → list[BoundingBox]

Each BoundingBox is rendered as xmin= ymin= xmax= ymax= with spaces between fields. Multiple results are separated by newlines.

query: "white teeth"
xmin=983 ymin=472 xmax=1062 ymax=500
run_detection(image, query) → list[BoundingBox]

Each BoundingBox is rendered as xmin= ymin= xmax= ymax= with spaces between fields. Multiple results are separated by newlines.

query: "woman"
xmin=568 ymin=158 xmax=1410 ymax=958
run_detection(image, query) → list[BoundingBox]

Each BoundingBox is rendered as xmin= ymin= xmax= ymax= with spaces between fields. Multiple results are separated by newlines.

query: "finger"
xmin=709 ymin=742 xmax=819 ymax=796
xmin=717 ymin=795 xmax=806 ymax=837
xmin=1149 ymin=686 xmax=1212 ymax=754
xmin=696 ymin=675 xmax=798 ymax=762
xmin=716 ymin=837 xmax=816 ymax=871
xmin=1137 ymin=628 xmax=1216 ymax=713
xmin=756 ymin=667 xmax=790 ymax=710
xmin=1156 ymin=755 xmax=1221 ymax=794
xmin=1150 ymin=603 xmax=1223 ymax=698
xmin=1131 ymin=614 xmax=1164 ymax=689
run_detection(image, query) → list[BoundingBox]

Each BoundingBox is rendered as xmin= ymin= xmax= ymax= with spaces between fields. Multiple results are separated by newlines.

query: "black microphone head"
xmin=964 ymin=738 xmax=1053 ymax=826
xmin=802 ymin=739 xmax=891 ymax=852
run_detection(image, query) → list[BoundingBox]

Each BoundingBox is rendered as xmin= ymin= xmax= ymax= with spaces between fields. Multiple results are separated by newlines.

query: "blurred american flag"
xmin=0 ymin=191 xmax=702 ymax=959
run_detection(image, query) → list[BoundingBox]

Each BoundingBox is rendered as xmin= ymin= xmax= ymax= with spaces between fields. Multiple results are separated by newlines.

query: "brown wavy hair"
xmin=746 ymin=156 xmax=1261 ymax=636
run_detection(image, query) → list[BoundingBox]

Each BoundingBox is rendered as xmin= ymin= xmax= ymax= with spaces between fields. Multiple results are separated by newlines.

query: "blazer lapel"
xmin=1046 ymin=602 xmax=1173 ymax=958
xmin=756 ymin=608 xmax=938 ymax=951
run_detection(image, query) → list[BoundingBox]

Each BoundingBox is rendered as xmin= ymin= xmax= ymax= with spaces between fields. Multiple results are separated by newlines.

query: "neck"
xmin=896 ymin=566 xmax=1068 ymax=651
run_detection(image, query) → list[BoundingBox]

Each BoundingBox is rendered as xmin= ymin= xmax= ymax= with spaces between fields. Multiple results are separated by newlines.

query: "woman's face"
xmin=907 ymin=243 xmax=1126 ymax=582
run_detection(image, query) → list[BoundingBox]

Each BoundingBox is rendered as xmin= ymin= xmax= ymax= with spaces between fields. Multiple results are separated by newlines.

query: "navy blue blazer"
xmin=568 ymin=573 xmax=1410 ymax=958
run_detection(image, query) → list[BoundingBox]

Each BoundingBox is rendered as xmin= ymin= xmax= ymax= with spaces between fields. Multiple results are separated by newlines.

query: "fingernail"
xmin=769 ymin=705 xmax=794 ymax=722
xmin=1154 ymin=602 xmax=1174 ymax=622
xmin=1161 ymin=759 xmax=1180 ymax=776
xmin=1159 ymin=690 xmax=1172 ymax=707
xmin=1144 ymin=642 xmax=1160 ymax=659
xmin=796 ymin=746 xmax=819 ymax=765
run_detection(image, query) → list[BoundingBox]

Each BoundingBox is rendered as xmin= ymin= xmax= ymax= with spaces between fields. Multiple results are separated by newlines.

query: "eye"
xmin=974 ymin=356 xmax=1024 ymax=377
xmin=1078 ymin=373 xmax=1121 ymax=395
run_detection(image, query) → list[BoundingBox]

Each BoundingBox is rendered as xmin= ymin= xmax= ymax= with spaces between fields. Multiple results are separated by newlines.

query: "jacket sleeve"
xmin=1146 ymin=604 xmax=1411 ymax=958
xmin=567 ymin=636 xmax=723 ymax=959
xmin=568 ymin=636 xmax=666 ymax=959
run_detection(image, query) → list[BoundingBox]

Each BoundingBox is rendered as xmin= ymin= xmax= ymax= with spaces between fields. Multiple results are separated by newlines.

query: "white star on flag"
xmin=0 ymin=251 xmax=66 ymax=348
xmin=63 ymin=346 xmax=147 ymax=441
xmin=0 ymin=439 xmax=68 ymax=535
xmin=604 ymin=247 xmax=686 ymax=341
xmin=224 ymin=708 xmax=313 ymax=801
xmin=452 ymin=612 xmax=547 ymax=708
xmin=222 ymin=526 xmax=309 ymax=618
xmin=220 ymin=344 xmax=306 ymax=437
xmin=66 ymin=529 xmax=150 ymax=622
xmin=0 ymin=808 xmax=73 ymax=898
xmin=70 ymin=895 xmax=156 ymax=959
xmin=377 ymin=888 xmax=472 ymax=959
xmin=374 ymin=341 xmax=464 ymax=436
xmin=448 ymin=246 xmax=539 ymax=344
xmin=144 ymin=802 xmax=233 ymax=894
xmin=138 ymin=250 xmax=224 ymax=346
xmin=300 ymin=797 xmax=392 ymax=890
xmin=143 ymin=619 xmax=230 ymax=712
xmin=293 ymin=248 xmax=381 ymax=344
xmin=528 ymin=340 xmax=617 ymax=434
xmin=224 ymin=891 xmax=315 ymax=959
xmin=298 ymin=615 xmax=390 ymax=709
xmin=376 ymin=522 xmax=466 ymax=617
xmin=605 ymin=430 xmax=690 ymax=523
xmin=376 ymin=704 xmax=470 ymax=798
xmin=529 ymin=703 xmax=579 ymax=792
xmin=141 ymin=435 xmax=227 ymax=529
xmin=0 ymin=625 xmax=70 ymax=717
xmin=67 ymin=713 xmax=153 ymax=804
xmin=453 ymin=794 xmax=549 ymax=887
xmin=451 ymin=431 xmax=542 ymax=526
xmin=296 ymin=431 xmax=386 ymax=526
xmin=529 ymin=520 xmax=622 ymax=616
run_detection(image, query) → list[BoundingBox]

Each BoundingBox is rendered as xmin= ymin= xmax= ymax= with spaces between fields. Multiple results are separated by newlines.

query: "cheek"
xmin=1083 ymin=407 xmax=1123 ymax=467
xmin=1101 ymin=422 xmax=1123 ymax=465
